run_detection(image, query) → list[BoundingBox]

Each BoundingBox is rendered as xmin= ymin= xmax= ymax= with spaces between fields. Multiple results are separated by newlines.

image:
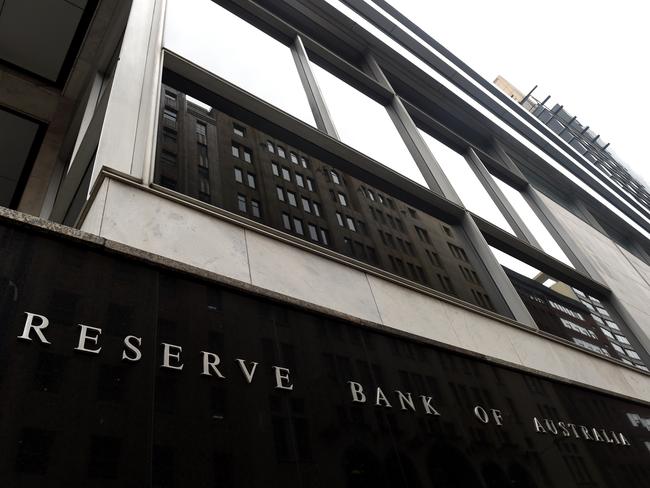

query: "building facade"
xmin=1 ymin=0 xmax=650 ymax=487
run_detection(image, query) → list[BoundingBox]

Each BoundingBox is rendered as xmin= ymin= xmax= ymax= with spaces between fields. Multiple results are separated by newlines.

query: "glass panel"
xmin=165 ymin=0 xmax=315 ymax=125
xmin=491 ymin=246 xmax=648 ymax=368
xmin=418 ymin=129 xmax=515 ymax=234
xmin=310 ymin=62 xmax=428 ymax=188
xmin=494 ymin=178 xmax=574 ymax=267
xmin=154 ymin=83 xmax=502 ymax=314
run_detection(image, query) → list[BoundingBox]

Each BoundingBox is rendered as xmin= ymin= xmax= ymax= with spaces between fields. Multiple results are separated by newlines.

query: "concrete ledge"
xmin=5 ymin=172 xmax=650 ymax=405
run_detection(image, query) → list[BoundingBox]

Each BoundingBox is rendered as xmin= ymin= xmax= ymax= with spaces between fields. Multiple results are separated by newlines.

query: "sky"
xmin=387 ymin=0 xmax=650 ymax=185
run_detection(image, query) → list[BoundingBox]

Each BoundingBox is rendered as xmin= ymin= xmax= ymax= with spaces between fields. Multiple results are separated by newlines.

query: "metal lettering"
xmin=200 ymin=351 xmax=224 ymax=377
xmin=122 ymin=335 xmax=142 ymax=362
xmin=18 ymin=312 xmax=51 ymax=344
xmin=235 ymin=359 xmax=258 ymax=383
xmin=74 ymin=324 xmax=102 ymax=354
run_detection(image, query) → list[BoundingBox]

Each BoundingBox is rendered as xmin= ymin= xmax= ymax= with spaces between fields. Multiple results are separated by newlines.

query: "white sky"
xmin=387 ymin=0 xmax=650 ymax=185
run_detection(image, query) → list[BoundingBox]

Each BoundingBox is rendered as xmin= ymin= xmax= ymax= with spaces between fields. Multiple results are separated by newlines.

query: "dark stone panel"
xmin=1 ymin=221 xmax=650 ymax=487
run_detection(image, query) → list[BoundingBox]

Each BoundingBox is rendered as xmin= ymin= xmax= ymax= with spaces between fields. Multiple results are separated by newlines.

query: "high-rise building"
xmin=1 ymin=1 xmax=650 ymax=486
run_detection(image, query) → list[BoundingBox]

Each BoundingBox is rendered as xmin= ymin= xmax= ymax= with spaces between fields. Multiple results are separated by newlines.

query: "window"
xmin=272 ymin=162 xmax=279 ymax=176
xmin=281 ymin=167 xmax=291 ymax=181
xmin=162 ymin=128 xmax=177 ymax=145
xmin=267 ymin=141 xmax=275 ymax=153
xmin=295 ymin=174 xmax=304 ymax=187
xmin=448 ymin=243 xmax=468 ymax=262
xmin=198 ymin=144 xmax=208 ymax=168
xmin=165 ymin=0 xmax=315 ymax=124
xmin=320 ymin=228 xmax=330 ymax=245
xmin=281 ymin=213 xmax=291 ymax=230
xmin=233 ymin=124 xmax=245 ymax=137
xmin=591 ymin=314 xmax=604 ymax=325
xmin=612 ymin=343 xmax=624 ymax=354
xmin=336 ymin=212 xmax=344 ymax=227
xmin=415 ymin=226 xmax=431 ymax=244
xmin=367 ymin=190 xmax=375 ymax=202
xmin=161 ymin=150 xmax=176 ymax=165
xmin=300 ymin=156 xmax=309 ymax=168
xmin=231 ymin=144 xmax=240 ymax=158
xmin=346 ymin=217 xmax=356 ymax=232
xmin=234 ymin=167 xmax=243 ymax=183
xmin=338 ymin=193 xmax=348 ymax=206
xmin=276 ymin=186 xmax=285 ymax=202
xmin=308 ymin=224 xmax=318 ymax=241
xmin=600 ymin=328 xmax=614 ymax=340
xmin=293 ymin=217 xmax=303 ymax=235
xmin=330 ymin=170 xmax=341 ymax=185
xmin=596 ymin=306 xmax=610 ymax=317
xmin=164 ymin=90 xmax=177 ymax=106
xmin=626 ymin=349 xmax=641 ymax=360
xmin=306 ymin=178 xmax=315 ymax=192
xmin=237 ymin=194 xmax=247 ymax=212
xmin=313 ymin=202 xmax=322 ymax=218
xmin=247 ymin=173 xmax=256 ymax=189
xmin=302 ymin=197 xmax=311 ymax=213
xmin=243 ymin=148 xmax=252 ymax=163
xmin=277 ymin=146 xmax=286 ymax=158
xmin=196 ymin=121 xmax=207 ymax=137
xmin=251 ymin=200 xmax=261 ymax=218
xmin=287 ymin=191 xmax=297 ymax=207
xmin=290 ymin=152 xmax=298 ymax=164
xmin=425 ymin=250 xmax=441 ymax=267
xmin=199 ymin=177 xmax=210 ymax=195
xmin=605 ymin=320 xmax=620 ymax=331
xmin=615 ymin=334 xmax=631 ymax=345
xmin=163 ymin=108 xmax=177 ymax=128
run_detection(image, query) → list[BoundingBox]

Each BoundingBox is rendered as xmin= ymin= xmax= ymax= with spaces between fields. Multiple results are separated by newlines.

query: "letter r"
xmin=18 ymin=312 xmax=51 ymax=344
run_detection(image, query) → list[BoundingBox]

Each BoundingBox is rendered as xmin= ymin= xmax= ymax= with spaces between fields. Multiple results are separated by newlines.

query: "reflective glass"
xmin=494 ymin=177 xmax=574 ymax=267
xmin=165 ymin=0 xmax=315 ymax=125
xmin=418 ymin=129 xmax=515 ymax=234
xmin=310 ymin=62 xmax=429 ymax=188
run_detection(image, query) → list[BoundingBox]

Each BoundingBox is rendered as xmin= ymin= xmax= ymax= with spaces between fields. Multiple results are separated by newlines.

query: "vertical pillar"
xmin=92 ymin=0 xmax=166 ymax=187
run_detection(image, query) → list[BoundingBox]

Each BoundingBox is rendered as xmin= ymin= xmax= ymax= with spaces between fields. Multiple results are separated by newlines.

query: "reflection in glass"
xmin=494 ymin=177 xmax=574 ymax=267
xmin=310 ymin=62 xmax=429 ymax=188
xmin=165 ymin=0 xmax=315 ymax=125
xmin=418 ymin=129 xmax=515 ymax=234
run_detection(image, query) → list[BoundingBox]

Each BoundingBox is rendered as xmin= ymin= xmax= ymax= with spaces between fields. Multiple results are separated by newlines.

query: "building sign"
xmin=0 ymin=222 xmax=649 ymax=487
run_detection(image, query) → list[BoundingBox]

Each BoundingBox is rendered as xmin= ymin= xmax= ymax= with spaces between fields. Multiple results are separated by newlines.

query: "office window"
xmin=330 ymin=170 xmax=341 ymax=185
xmin=336 ymin=212 xmax=344 ymax=227
xmin=305 ymin=178 xmax=314 ymax=192
xmin=163 ymin=108 xmax=177 ymax=128
xmin=591 ymin=314 xmax=604 ymax=325
xmin=251 ymin=200 xmax=261 ymax=218
xmin=626 ymin=349 xmax=641 ymax=360
xmin=231 ymin=144 xmax=240 ymax=158
xmin=233 ymin=124 xmax=245 ymax=137
xmin=611 ymin=343 xmax=624 ymax=354
xmin=320 ymin=228 xmax=330 ymax=245
xmin=615 ymin=335 xmax=631 ymax=345
xmin=311 ymin=62 xmax=427 ymax=187
xmin=234 ymin=167 xmax=243 ymax=183
xmin=282 ymin=167 xmax=291 ymax=181
xmin=414 ymin=226 xmax=432 ymax=244
xmin=295 ymin=174 xmax=304 ymax=187
xmin=164 ymin=90 xmax=177 ymax=106
xmin=165 ymin=0 xmax=315 ymax=125
xmin=198 ymin=144 xmax=208 ymax=168
xmin=287 ymin=191 xmax=297 ymax=207
xmin=311 ymin=201 xmax=321 ymax=217
xmin=281 ymin=212 xmax=291 ymax=230
xmin=199 ymin=177 xmax=210 ymax=195
xmin=346 ymin=217 xmax=356 ymax=232
xmin=162 ymin=128 xmax=177 ymax=145
xmin=272 ymin=162 xmax=279 ymax=176
xmin=237 ymin=194 xmax=247 ymax=212
xmin=293 ymin=217 xmax=304 ymax=235
xmin=277 ymin=146 xmax=286 ymax=158
xmin=308 ymin=224 xmax=318 ymax=241
xmin=596 ymin=306 xmax=610 ymax=317
xmin=161 ymin=150 xmax=176 ymax=165
xmin=290 ymin=152 xmax=298 ymax=164
xmin=367 ymin=189 xmax=375 ymax=202
xmin=338 ymin=193 xmax=348 ymax=207
xmin=276 ymin=186 xmax=285 ymax=202
xmin=247 ymin=173 xmax=256 ymax=189
xmin=605 ymin=320 xmax=620 ymax=331
xmin=267 ymin=141 xmax=275 ymax=153
xmin=300 ymin=156 xmax=309 ymax=168
xmin=302 ymin=197 xmax=311 ymax=213
xmin=600 ymin=328 xmax=614 ymax=340
xmin=243 ymin=148 xmax=252 ymax=163
xmin=196 ymin=121 xmax=207 ymax=136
